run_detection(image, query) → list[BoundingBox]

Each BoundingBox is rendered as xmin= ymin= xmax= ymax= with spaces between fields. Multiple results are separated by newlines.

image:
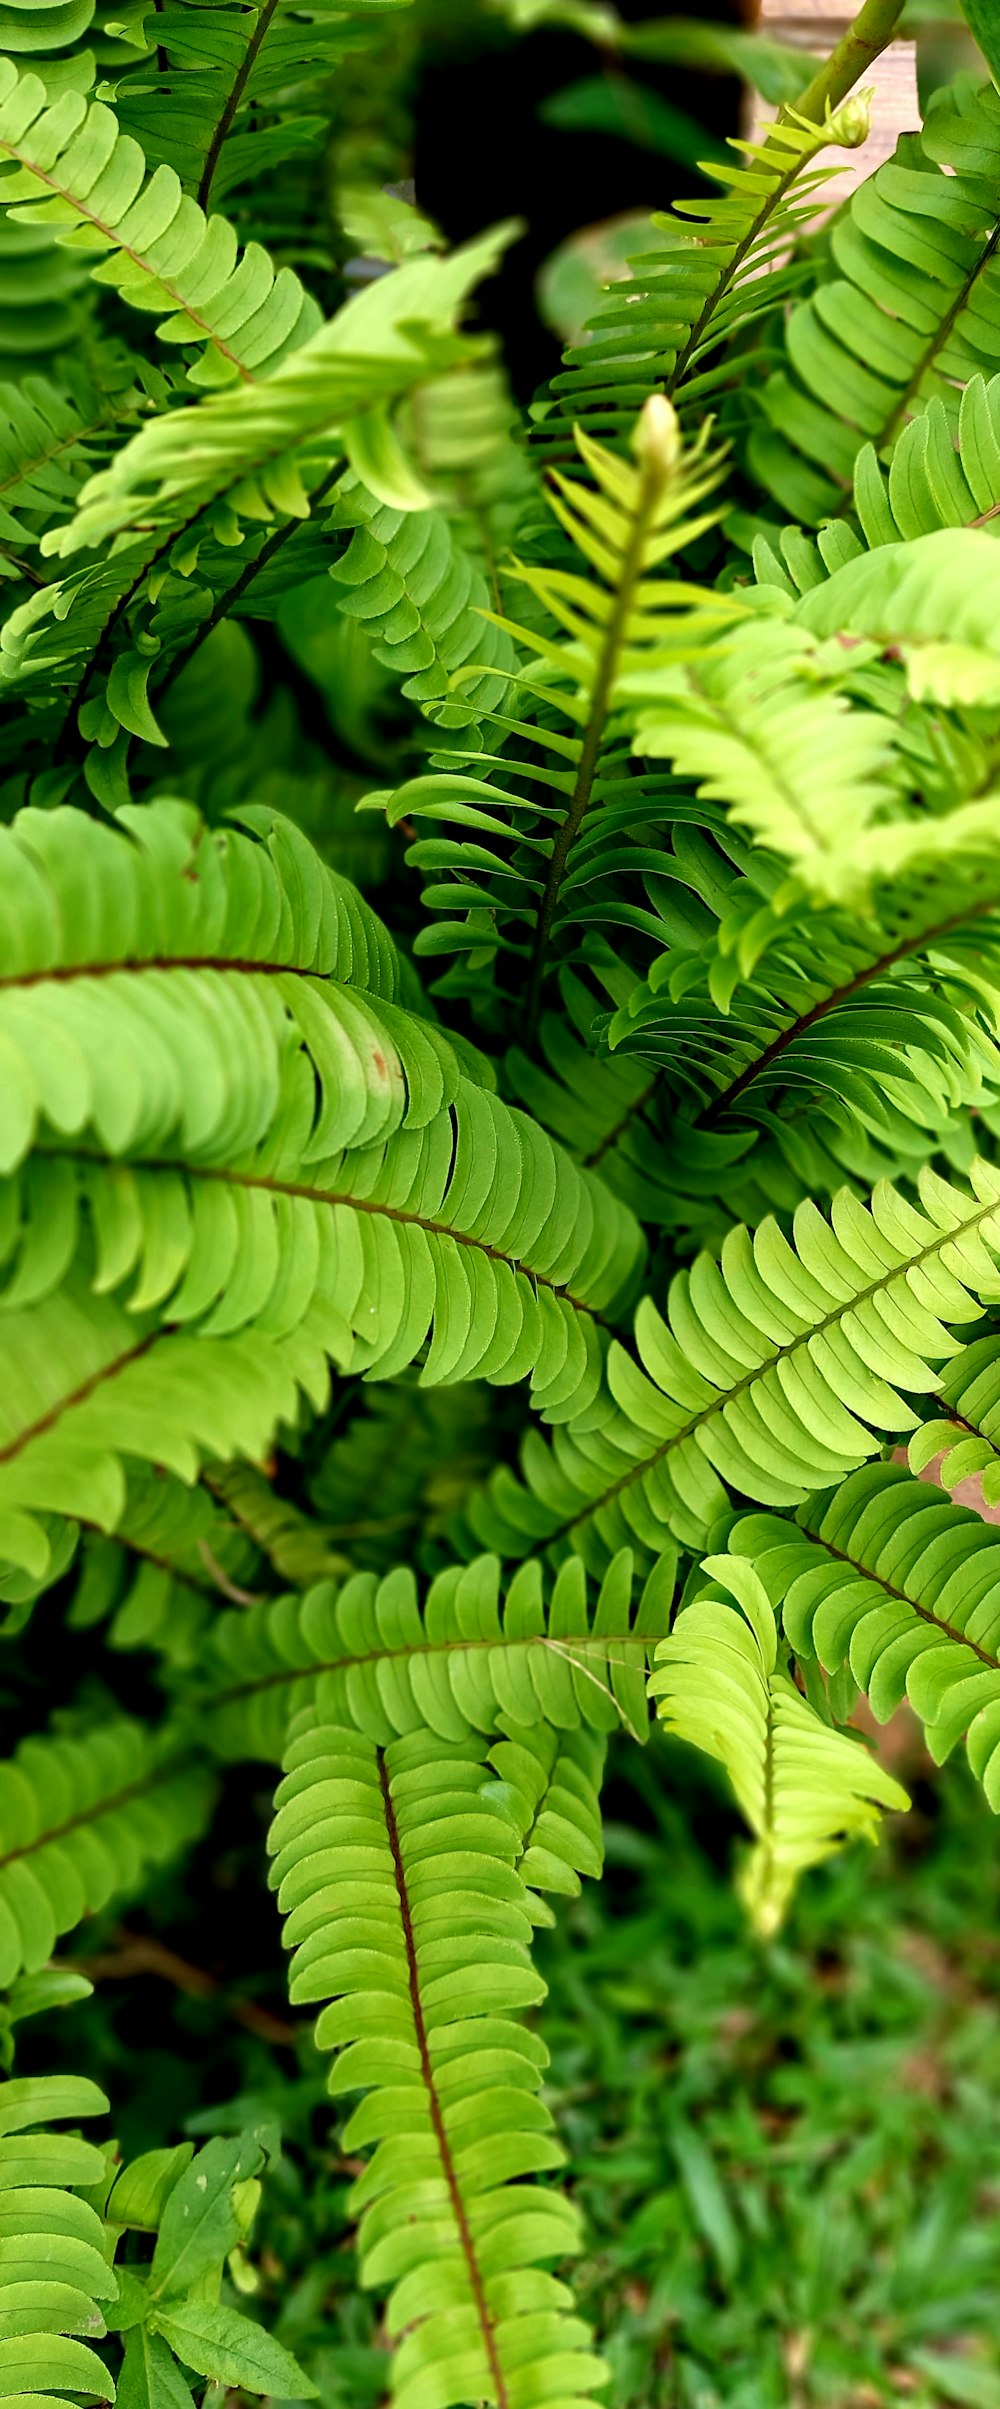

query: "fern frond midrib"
xmin=104 ymin=1523 xmax=240 ymax=1605
xmin=0 ymin=956 xmax=352 ymax=993
xmin=665 ymin=153 xmax=816 ymax=403
xmin=584 ymin=1072 xmax=660 ymax=1170
xmin=43 ymin=1149 xmax=615 ymax=1322
xmin=698 ymin=895 xmax=1000 ymax=1129
xmin=523 ymin=447 xmax=668 ymax=1040
xmin=0 ymin=147 xmax=255 ymax=386
xmin=1 ymin=545 xmax=45 ymax=589
xmin=804 ymin=1515 xmax=999 ymax=1669
xmin=210 ymin=1629 xmax=643 ymax=1712
xmin=377 ymin=1749 xmax=511 ymax=2409
xmin=0 ymin=1745 xmax=196 ymax=1873
xmin=0 ymin=1326 xmax=159 ymax=1470
xmin=0 ymin=413 xmax=113 ymax=511
xmin=932 ymin=1397 xmax=995 ymax=1455
xmin=197 ymin=0 xmax=280 ymax=210
xmin=548 ymin=1190 xmax=1000 ymax=1548
xmin=859 ymin=217 xmax=1000 ymax=474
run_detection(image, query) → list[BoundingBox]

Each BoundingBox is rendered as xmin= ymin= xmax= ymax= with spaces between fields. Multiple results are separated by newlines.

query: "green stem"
xmin=790 ymin=0 xmax=907 ymax=124
xmin=197 ymin=0 xmax=278 ymax=210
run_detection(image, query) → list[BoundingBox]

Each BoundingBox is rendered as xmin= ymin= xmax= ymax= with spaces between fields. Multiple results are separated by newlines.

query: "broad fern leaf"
xmin=269 ymin=1712 xmax=609 ymax=2409
xmin=649 ymin=1554 xmax=906 ymax=1933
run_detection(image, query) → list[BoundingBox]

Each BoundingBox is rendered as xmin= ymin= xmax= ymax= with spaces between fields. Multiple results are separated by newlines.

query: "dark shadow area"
xmin=411 ymin=0 xmax=748 ymax=395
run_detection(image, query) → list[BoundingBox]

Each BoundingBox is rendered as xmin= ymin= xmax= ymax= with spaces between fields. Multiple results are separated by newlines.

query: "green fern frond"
xmin=749 ymin=78 xmax=1000 ymax=524
xmin=204 ymin=1544 xmax=674 ymax=1762
xmin=0 ymin=362 xmax=156 ymax=549
xmin=380 ymin=397 xmax=737 ymax=1030
xmin=203 ymin=1462 xmax=348 ymax=1590
xmin=0 ymin=211 xmax=90 ymax=372
xmin=326 ymin=470 xmax=519 ymax=732
xmin=58 ymin=1467 xmax=268 ymax=1662
xmin=42 ymin=233 xmax=507 ymax=560
xmin=0 ymin=2072 xmax=116 ymax=2409
xmin=650 ymin=1554 xmax=906 ymax=1932
xmin=756 ymin=375 xmax=1000 ymax=596
xmin=720 ymin=1459 xmax=1000 ymax=1806
xmin=0 ymin=794 xmax=398 ymax=1009
xmin=0 ymin=1715 xmax=213 ymax=1983
xmin=400 ymin=359 xmax=537 ymax=591
xmin=0 ymin=61 xmax=318 ymax=387
xmin=627 ymin=611 xmax=904 ymax=907
xmin=456 ymin=1159 xmax=1000 ymax=1571
xmin=602 ymin=865 xmax=1000 ymax=1222
xmin=269 ymin=1712 xmax=609 ymax=2409
xmin=633 ymin=527 xmax=1000 ymax=908
xmin=107 ymin=0 xmax=411 ymax=212
xmin=0 ymin=796 xmax=644 ymax=1569
xmin=532 ymin=96 xmax=870 ymax=458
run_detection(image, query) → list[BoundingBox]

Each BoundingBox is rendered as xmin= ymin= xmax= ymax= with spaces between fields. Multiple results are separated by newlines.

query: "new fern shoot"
xmin=2 ymin=0 xmax=1000 ymax=2403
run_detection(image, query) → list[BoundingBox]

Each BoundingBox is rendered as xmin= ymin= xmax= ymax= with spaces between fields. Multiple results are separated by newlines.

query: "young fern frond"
xmin=627 ymin=613 xmax=905 ymax=908
xmin=633 ymin=528 xmax=1000 ymax=907
xmin=650 ymin=1555 xmax=906 ymax=1932
xmin=203 ymin=1545 xmax=673 ymax=1763
xmin=269 ymin=1713 xmax=609 ymax=2409
xmin=532 ymin=96 xmax=872 ymax=459
xmin=719 ymin=1460 xmax=1000 ymax=1806
xmin=381 ymin=397 xmax=737 ymax=1033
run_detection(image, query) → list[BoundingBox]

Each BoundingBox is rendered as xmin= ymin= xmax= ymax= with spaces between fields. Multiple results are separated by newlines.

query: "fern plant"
xmin=5 ymin=0 xmax=1000 ymax=2402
